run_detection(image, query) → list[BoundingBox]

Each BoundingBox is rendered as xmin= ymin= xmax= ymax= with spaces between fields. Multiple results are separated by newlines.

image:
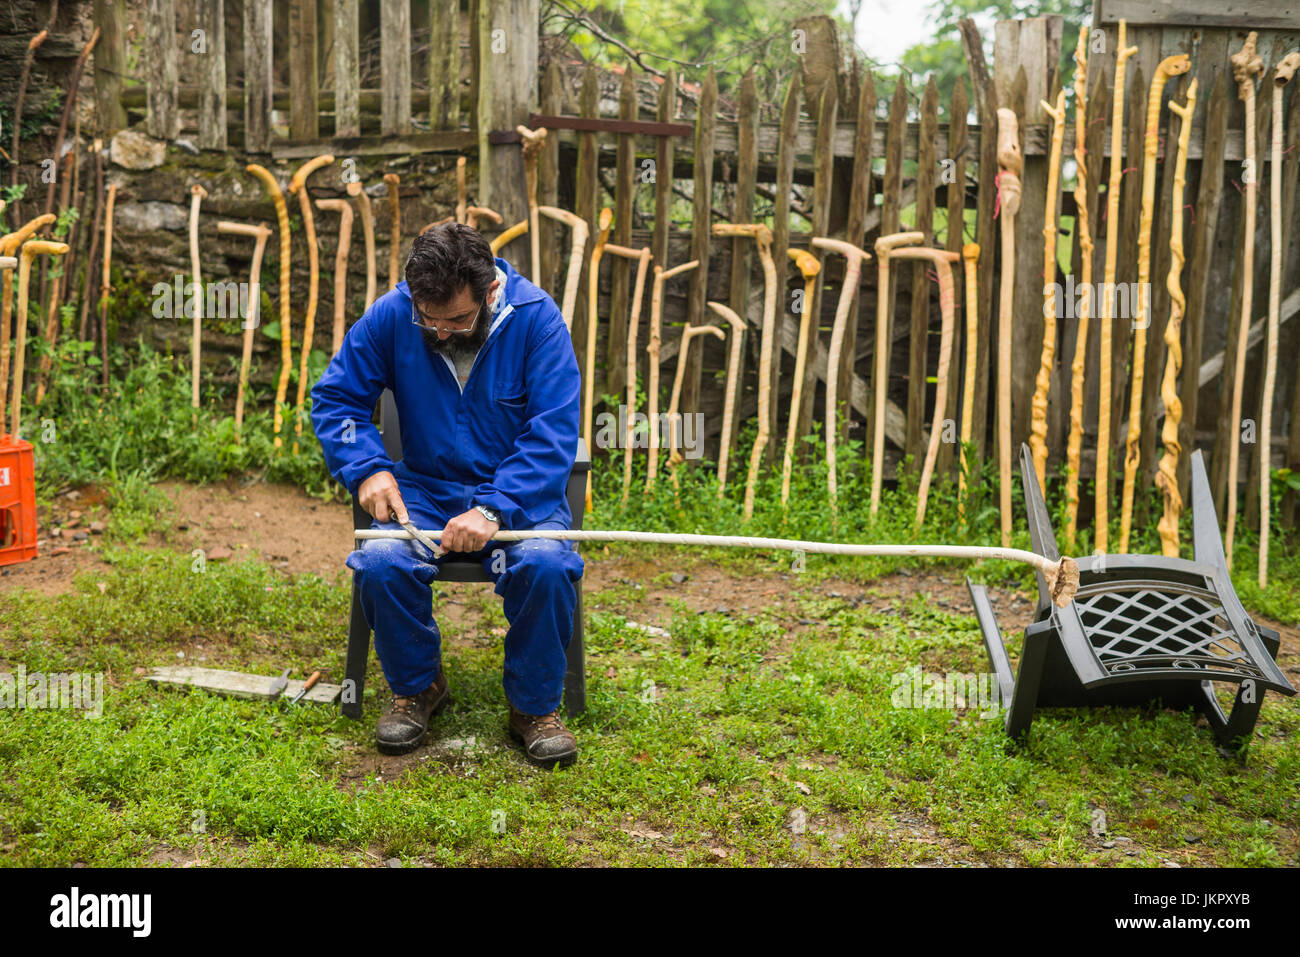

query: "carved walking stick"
xmin=602 ymin=242 xmax=653 ymax=505
xmin=1260 ymin=52 xmax=1300 ymax=586
xmin=1029 ymin=88 xmax=1067 ymax=494
xmin=385 ymin=173 xmax=402 ymax=291
xmin=455 ymin=156 xmax=468 ymax=225
xmin=489 ymin=220 xmax=528 ymax=255
xmin=871 ymin=232 xmax=924 ymax=519
xmin=290 ymin=154 xmax=335 ymax=452
xmin=188 ymin=184 xmax=208 ymax=412
xmin=1155 ymin=79 xmax=1198 ymax=557
xmin=707 ymin=301 xmax=747 ymax=496
xmin=9 ymin=29 xmax=48 ymax=210
xmin=8 ymin=240 xmax=67 ymax=439
xmin=959 ymin=243 xmax=980 ymax=525
xmin=34 ymin=151 xmax=75 ymax=403
xmin=346 ymin=180 xmax=377 ymax=310
xmin=0 ymin=214 xmax=55 ymax=428
xmin=216 ymin=220 xmax=272 ymax=440
xmin=782 ymin=249 xmax=821 ymax=508
xmin=645 ymin=260 xmax=699 ymax=491
xmin=466 ymin=206 xmax=503 ymax=230
xmin=666 ymin=323 xmax=726 ymax=490
xmin=246 ymin=164 xmax=293 ymax=448
xmin=77 ymin=140 xmax=104 ymax=346
xmin=1225 ymin=32 xmax=1265 ymax=567
xmin=583 ymin=208 xmax=614 ymax=511
xmin=537 ymin=206 xmax=588 ymax=330
xmin=1065 ymin=30 xmax=1094 ymax=551
xmin=316 ymin=198 xmax=354 ymax=356
xmin=98 ymin=184 xmax=116 ymax=386
xmin=889 ymin=246 xmax=960 ymax=528
xmin=517 ymin=125 xmax=547 ymax=282
xmin=1097 ymin=22 xmax=1139 ymax=553
xmin=1119 ymin=53 xmax=1192 ymax=552
xmin=712 ymin=224 xmax=776 ymax=521
xmin=995 ymin=108 xmax=1023 ymax=549
xmin=810 ymin=237 xmax=873 ymax=526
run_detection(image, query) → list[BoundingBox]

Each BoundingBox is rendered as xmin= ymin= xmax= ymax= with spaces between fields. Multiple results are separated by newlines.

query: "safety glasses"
xmin=411 ymin=295 xmax=486 ymax=336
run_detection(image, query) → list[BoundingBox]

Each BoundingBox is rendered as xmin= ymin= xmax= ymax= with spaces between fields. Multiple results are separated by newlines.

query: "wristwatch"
xmin=474 ymin=504 xmax=501 ymax=525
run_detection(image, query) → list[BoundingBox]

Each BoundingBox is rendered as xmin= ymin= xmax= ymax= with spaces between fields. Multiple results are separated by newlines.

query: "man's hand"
xmin=358 ymin=470 xmax=409 ymax=524
xmin=441 ymin=508 xmax=499 ymax=553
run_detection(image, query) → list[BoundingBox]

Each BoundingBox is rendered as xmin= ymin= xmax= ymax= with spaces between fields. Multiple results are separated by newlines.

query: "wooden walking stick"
xmin=9 ymin=29 xmax=49 ymax=210
xmin=1155 ymin=79 xmax=1198 ymax=558
xmin=1065 ymin=30 xmax=1094 ymax=551
xmin=810 ymin=237 xmax=873 ymax=526
xmin=782 ymin=249 xmax=821 ymax=508
xmin=346 ymin=181 xmax=377 ymax=310
xmin=466 ymin=206 xmax=503 ymax=230
xmin=1119 ymin=53 xmax=1193 ymax=552
xmin=8 ymin=240 xmax=67 ymax=439
xmin=872 ymin=231 xmax=925 ymax=519
xmin=246 ymin=164 xmax=293 ymax=449
xmin=290 ymin=154 xmax=335 ymax=453
xmin=666 ymin=323 xmax=726 ymax=490
xmin=583 ymin=207 xmax=614 ymax=511
xmin=490 ymin=220 xmax=528 ymax=255
xmin=1260 ymin=52 xmax=1300 ymax=586
xmin=995 ymin=108 xmax=1023 ymax=549
xmin=216 ymin=220 xmax=272 ymax=440
xmin=537 ymin=206 xmax=588 ymax=330
xmin=385 ymin=173 xmax=402 ymax=291
xmin=889 ymin=246 xmax=960 ymax=528
xmin=1225 ymin=32 xmax=1265 ymax=567
xmin=188 ymin=184 xmax=208 ymax=412
xmin=33 ymin=151 xmax=75 ymax=404
xmin=316 ymin=198 xmax=354 ymax=357
xmin=646 ymin=260 xmax=699 ymax=491
xmin=707 ymin=301 xmax=747 ymax=496
xmin=1097 ymin=21 xmax=1139 ymax=553
xmin=959 ymin=243 xmax=980 ymax=524
xmin=0 ymin=214 xmax=55 ymax=428
xmin=77 ymin=140 xmax=104 ymax=346
xmin=98 ymin=185 xmax=116 ymax=387
xmin=712 ymin=224 xmax=777 ymax=521
xmin=517 ymin=125 xmax=547 ymax=282
xmin=455 ymin=156 xmax=468 ymax=225
xmin=1029 ymin=88 xmax=1068 ymax=495
xmin=604 ymin=243 xmax=653 ymax=505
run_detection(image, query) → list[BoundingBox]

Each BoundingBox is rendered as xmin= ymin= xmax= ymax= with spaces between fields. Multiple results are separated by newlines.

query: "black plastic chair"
xmin=966 ymin=444 xmax=1295 ymax=748
xmin=343 ymin=389 xmax=591 ymax=720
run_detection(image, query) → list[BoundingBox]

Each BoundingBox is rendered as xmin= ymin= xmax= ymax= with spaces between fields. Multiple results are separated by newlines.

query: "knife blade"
xmin=401 ymin=520 xmax=444 ymax=559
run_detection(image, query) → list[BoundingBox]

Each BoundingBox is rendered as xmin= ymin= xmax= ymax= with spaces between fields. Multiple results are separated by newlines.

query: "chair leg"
xmin=1005 ymin=621 xmax=1051 ymax=739
xmin=564 ymin=582 xmax=587 ymax=718
xmin=343 ymin=575 xmax=371 ymax=720
xmin=1199 ymin=680 xmax=1264 ymax=750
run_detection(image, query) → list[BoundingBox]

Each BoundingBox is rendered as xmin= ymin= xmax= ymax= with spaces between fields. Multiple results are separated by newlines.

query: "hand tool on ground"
xmin=290 ymin=670 xmax=322 ymax=704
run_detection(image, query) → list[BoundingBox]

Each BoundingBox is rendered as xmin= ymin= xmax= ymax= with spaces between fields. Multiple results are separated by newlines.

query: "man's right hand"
xmin=358 ymin=470 xmax=409 ymax=524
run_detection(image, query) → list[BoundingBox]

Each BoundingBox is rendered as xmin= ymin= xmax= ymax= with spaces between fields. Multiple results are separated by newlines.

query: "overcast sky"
xmin=845 ymin=0 xmax=939 ymax=67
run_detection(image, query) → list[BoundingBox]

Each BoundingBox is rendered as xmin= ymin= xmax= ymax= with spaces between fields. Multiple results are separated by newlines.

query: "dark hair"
xmin=404 ymin=223 xmax=496 ymax=306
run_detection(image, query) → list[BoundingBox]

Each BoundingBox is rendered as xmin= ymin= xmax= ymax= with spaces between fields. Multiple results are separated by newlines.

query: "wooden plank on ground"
xmin=146 ymin=666 xmax=342 ymax=703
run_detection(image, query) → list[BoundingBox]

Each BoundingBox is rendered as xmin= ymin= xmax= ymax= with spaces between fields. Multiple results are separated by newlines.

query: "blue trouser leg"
xmin=346 ymin=489 xmax=449 ymax=697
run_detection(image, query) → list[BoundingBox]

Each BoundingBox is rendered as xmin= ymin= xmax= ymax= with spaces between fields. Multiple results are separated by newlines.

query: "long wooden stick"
xmin=712 ymin=224 xmax=776 ymax=521
xmin=98 ymin=185 xmax=116 ymax=387
xmin=9 ymin=240 xmax=68 ymax=439
xmin=489 ymin=220 xmax=528 ymax=255
xmin=188 ymin=184 xmax=208 ymax=412
xmin=316 ymin=198 xmax=354 ymax=357
xmin=77 ymin=140 xmax=104 ymax=346
xmin=0 ymin=215 xmax=55 ymax=428
xmin=782 ymin=249 xmax=821 ymax=508
xmin=466 ymin=206 xmax=502 ymax=230
xmin=290 ymin=154 xmax=335 ymax=453
xmin=583 ymin=208 xmax=614 ymax=511
xmin=9 ymin=29 xmax=49 ymax=206
xmin=216 ymin=220 xmax=272 ymax=440
xmin=517 ymin=125 xmax=547 ymax=282
xmin=889 ymin=246 xmax=960 ymax=528
xmin=811 ymin=236 xmax=873 ymax=527
xmin=455 ymin=156 xmax=468 ymax=225
xmin=385 ymin=173 xmax=401 ymax=291
xmin=1029 ymin=89 xmax=1067 ymax=494
xmin=537 ymin=206 xmax=588 ymax=330
xmin=246 ymin=164 xmax=292 ymax=448
xmin=1064 ymin=29 xmax=1093 ymax=552
xmin=1260 ymin=52 xmax=1300 ymax=586
xmin=606 ymin=243 xmax=653 ymax=505
xmin=666 ymin=323 xmax=725 ymax=490
xmin=645 ymin=260 xmax=698 ymax=491
xmin=346 ymin=181 xmax=377 ymax=310
xmin=33 ymin=150 xmax=75 ymax=404
xmin=1155 ymin=79 xmax=1198 ymax=557
xmin=959 ymin=243 xmax=980 ymax=525
xmin=995 ymin=108 xmax=1023 ymax=549
xmin=1097 ymin=21 xmax=1139 ymax=554
xmin=707 ymin=301 xmax=747 ymax=497
xmin=1225 ymin=32 xmax=1264 ymax=567
xmin=871 ymin=231 xmax=924 ymax=519
xmin=1119 ymin=53 xmax=1192 ymax=552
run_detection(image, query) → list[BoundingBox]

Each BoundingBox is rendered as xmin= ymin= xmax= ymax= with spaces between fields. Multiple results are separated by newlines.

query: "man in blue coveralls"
xmin=311 ymin=223 xmax=584 ymax=768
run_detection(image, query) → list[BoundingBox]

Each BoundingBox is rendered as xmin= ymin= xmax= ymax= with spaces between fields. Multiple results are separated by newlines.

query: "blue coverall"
xmin=310 ymin=257 xmax=584 ymax=715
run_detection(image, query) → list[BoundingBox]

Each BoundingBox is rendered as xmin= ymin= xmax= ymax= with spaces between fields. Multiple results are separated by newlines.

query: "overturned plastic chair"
xmin=966 ymin=444 xmax=1294 ymax=748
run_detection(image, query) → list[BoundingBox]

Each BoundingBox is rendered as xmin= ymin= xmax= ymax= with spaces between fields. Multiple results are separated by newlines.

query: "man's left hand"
xmin=441 ymin=508 xmax=499 ymax=553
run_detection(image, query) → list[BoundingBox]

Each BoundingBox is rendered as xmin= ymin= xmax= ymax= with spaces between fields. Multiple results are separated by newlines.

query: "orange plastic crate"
xmin=0 ymin=435 xmax=37 ymax=566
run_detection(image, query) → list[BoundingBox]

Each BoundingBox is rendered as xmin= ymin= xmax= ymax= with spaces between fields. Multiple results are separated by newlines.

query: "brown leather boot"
xmin=375 ymin=672 xmax=451 ymax=755
xmin=507 ymin=704 xmax=577 ymax=769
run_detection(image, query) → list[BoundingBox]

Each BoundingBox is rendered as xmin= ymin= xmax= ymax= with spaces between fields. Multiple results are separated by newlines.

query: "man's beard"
xmin=420 ymin=312 xmax=490 ymax=362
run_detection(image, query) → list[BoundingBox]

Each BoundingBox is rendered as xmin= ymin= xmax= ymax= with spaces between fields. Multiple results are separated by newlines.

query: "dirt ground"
xmin=4 ymin=478 xmax=1299 ymax=675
